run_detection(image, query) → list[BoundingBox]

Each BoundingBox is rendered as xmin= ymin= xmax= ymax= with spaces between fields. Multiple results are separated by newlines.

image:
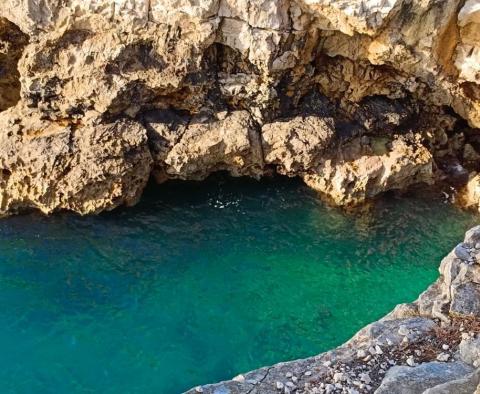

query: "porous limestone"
xmin=0 ymin=0 xmax=479 ymax=215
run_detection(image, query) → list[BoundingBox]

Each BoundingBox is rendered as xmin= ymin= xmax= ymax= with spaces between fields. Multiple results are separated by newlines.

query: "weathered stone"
xmin=375 ymin=362 xmax=474 ymax=394
xmin=0 ymin=108 xmax=152 ymax=215
xmin=450 ymin=283 xmax=480 ymax=317
xmin=423 ymin=369 xmax=480 ymax=394
xmin=303 ymin=135 xmax=433 ymax=206
xmin=261 ymin=116 xmax=335 ymax=175
xmin=161 ymin=111 xmax=264 ymax=181
xmin=460 ymin=337 xmax=480 ymax=367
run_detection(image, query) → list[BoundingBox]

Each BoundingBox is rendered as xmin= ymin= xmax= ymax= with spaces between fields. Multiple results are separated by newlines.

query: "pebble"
xmin=291 ymin=376 xmax=298 ymax=383
xmin=406 ymin=356 xmax=416 ymax=367
xmin=414 ymin=349 xmax=422 ymax=356
xmin=359 ymin=373 xmax=371 ymax=384
xmin=276 ymin=381 xmax=284 ymax=390
xmin=375 ymin=345 xmax=383 ymax=355
xmin=194 ymin=387 xmax=203 ymax=393
xmin=475 ymin=243 xmax=480 ymax=249
xmin=325 ymin=384 xmax=335 ymax=394
xmin=323 ymin=361 xmax=332 ymax=368
xmin=442 ymin=344 xmax=450 ymax=350
xmin=368 ymin=346 xmax=377 ymax=355
xmin=286 ymin=372 xmax=293 ymax=378
xmin=348 ymin=389 xmax=359 ymax=394
xmin=333 ymin=372 xmax=346 ymax=383
xmin=232 ymin=374 xmax=245 ymax=383
xmin=304 ymin=371 xmax=312 ymax=377
xmin=286 ymin=381 xmax=296 ymax=389
xmin=357 ymin=349 xmax=367 ymax=359
xmin=436 ymin=352 xmax=450 ymax=362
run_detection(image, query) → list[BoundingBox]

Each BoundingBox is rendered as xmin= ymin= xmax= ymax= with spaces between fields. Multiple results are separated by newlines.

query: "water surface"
xmin=0 ymin=177 xmax=477 ymax=393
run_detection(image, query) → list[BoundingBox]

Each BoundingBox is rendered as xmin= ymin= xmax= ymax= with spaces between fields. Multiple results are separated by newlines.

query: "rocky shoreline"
xmin=0 ymin=0 xmax=479 ymax=216
xmin=186 ymin=226 xmax=480 ymax=394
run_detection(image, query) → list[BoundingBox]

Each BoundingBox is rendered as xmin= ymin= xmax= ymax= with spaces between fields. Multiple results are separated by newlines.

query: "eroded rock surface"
xmin=0 ymin=0 xmax=479 ymax=214
xmin=0 ymin=108 xmax=151 ymax=215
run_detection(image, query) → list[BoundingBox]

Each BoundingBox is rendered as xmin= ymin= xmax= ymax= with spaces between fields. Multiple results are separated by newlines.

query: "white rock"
xmin=359 ymin=373 xmax=372 ymax=384
xmin=436 ymin=352 xmax=450 ymax=362
xmin=406 ymin=356 xmax=416 ymax=367
xmin=357 ymin=349 xmax=367 ymax=359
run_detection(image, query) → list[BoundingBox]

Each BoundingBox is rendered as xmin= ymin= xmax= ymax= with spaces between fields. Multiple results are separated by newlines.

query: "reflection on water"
xmin=0 ymin=176 xmax=477 ymax=393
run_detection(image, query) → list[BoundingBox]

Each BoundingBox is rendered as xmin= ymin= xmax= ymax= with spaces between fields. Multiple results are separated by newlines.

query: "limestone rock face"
xmin=261 ymin=116 xmax=335 ymax=175
xmin=148 ymin=110 xmax=264 ymax=181
xmin=0 ymin=108 xmax=152 ymax=216
xmin=303 ymin=135 xmax=433 ymax=206
xmin=0 ymin=0 xmax=478 ymax=214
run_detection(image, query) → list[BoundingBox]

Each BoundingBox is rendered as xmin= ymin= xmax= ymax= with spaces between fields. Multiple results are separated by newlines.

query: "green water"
xmin=0 ymin=176 xmax=477 ymax=394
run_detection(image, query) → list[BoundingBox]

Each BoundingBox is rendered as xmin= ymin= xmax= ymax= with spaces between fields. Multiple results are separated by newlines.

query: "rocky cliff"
xmin=0 ymin=0 xmax=479 ymax=215
xmin=187 ymin=226 xmax=480 ymax=394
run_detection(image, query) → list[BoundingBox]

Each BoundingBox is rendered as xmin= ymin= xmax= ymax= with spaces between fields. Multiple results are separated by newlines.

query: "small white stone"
xmin=291 ymin=376 xmax=298 ymax=383
xmin=333 ymin=372 xmax=346 ymax=382
xmin=286 ymin=381 xmax=296 ymax=389
xmin=475 ymin=243 xmax=480 ymax=249
xmin=375 ymin=345 xmax=383 ymax=354
xmin=406 ymin=356 xmax=415 ymax=367
xmin=323 ymin=361 xmax=332 ymax=367
xmin=442 ymin=344 xmax=450 ymax=350
xmin=276 ymin=381 xmax=284 ymax=390
xmin=348 ymin=389 xmax=359 ymax=394
xmin=436 ymin=352 xmax=450 ymax=362
xmin=194 ymin=387 xmax=203 ymax=393
xmin=304 ymin=370 xmax=312 ymax=376
xmin=357 ymin=349 xmax=367 ymax=359
xmin=285 ymin=372 xmax=293 ymax=378
xmin=232 ymin=374 xmax=245 ymax=383
xmin=368 ymin=346 xmax=377 ymax=355
xmin=386 ymin=338 xmax=393 ymax=346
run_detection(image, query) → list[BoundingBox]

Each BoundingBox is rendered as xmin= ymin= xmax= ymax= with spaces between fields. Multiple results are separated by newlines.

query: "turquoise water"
xmin=0 ymin=176 xmax=477 ymax=394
